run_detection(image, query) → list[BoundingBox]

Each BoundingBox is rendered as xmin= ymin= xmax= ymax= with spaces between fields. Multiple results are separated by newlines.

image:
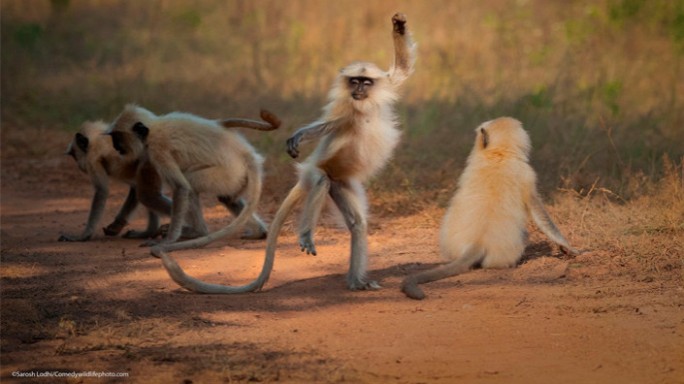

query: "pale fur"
xmin=440 ymin=117 xmax=532 ymax=268
xmin=401 ymin=117 xmax=578 ymax=300
xmin=159 ymin=12 xmax=417 ymax=294
xmin=109 ymin=105 xmax=270 ymax=257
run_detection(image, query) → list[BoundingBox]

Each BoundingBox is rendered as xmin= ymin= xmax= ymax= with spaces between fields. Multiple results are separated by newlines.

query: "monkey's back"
xmin=151 ymin=113 xmax=262 ymax=194
xmin=439 ymin=154 xmax=533 ymax=268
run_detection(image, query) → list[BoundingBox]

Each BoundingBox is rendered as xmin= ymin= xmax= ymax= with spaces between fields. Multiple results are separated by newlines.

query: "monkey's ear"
xmin=480 ymin=128 xmax=489 ymax=149
xmin=75 ymin=132 xmax=89 ymax=152
xmin=132 ymin=122 xmax=149 ymax=141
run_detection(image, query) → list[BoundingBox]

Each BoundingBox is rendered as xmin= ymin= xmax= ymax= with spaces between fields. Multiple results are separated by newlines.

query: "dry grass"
xmin=1 ymin=1 xmax=682 ymax=263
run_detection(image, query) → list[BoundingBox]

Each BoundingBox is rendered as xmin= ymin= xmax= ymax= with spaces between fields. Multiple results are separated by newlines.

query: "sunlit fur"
xmin=158 ymin=12 xmax=417 ymax=294
xmin=440 ymin=117 xmax=533 ymax=268
xmin=401 ymin=117 xmax=577 ymax=300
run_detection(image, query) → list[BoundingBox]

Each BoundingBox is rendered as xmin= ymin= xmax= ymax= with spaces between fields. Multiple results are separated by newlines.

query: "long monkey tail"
xmin=219 ymin=109 xmax=281 ymax=131
xmin=152 ymin=153 xmax=264 ymax=254
xmin=155 ymin=182 xmax=306 ymax=294
xmin=400 ymin=247 xmax=484 ymax=300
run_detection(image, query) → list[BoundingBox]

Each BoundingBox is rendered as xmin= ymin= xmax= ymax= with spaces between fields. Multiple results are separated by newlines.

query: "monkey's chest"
xmin=319 ymin=123 xmax=400 ymax=181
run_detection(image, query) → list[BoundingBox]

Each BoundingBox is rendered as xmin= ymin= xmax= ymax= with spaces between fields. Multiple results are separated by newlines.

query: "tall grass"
xmin=2 ymin=0 xmax=682 ymax=207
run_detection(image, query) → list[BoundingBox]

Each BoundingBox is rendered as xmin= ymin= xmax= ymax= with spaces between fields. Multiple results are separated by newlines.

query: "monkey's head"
xmin=474 ymin=117 xmax=531 ymax=160
xmin=66 ymin=121 xmax=109 ymax=173
xmin=331 ymin=62 xmax=392 ymax=108
xmin=108 ymin=104 xmax=155 ymax=158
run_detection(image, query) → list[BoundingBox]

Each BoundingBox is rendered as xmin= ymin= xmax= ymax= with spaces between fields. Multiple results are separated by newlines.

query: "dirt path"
xmin=1 ymin=137 xmax=682 ymax=383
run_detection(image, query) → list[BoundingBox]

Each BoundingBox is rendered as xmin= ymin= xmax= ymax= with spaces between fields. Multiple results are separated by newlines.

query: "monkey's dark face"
xmin=109 ymin=131 xmax=129 ymax=155
xmin=348 ymin=77 xmax=374 ymax=101
xmin=66 ymin=132 xmax=89 ymax=172
xmin=109 ymin=122 xmax=148 ymax=157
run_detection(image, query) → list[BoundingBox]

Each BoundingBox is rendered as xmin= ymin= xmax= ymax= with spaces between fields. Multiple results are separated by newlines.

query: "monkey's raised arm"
xmin=389 ymin=12 xmax=417 ymax=85
xmin=286 ymin=119 xmax=341 ymax=158
xmin=528 ymin=192 xmax=578 ymax=255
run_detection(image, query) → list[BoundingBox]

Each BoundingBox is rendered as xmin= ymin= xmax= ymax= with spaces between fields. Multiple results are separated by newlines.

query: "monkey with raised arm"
xmin=108 ymin=107 xmax=280 ymax=253
xmin=401 ymin=117 xmax=579 ymax=300
xmin=159 ymin=13 xmax=417 ymax=293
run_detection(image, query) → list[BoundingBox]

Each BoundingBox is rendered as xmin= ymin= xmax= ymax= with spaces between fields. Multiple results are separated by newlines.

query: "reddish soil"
xmin=1 ymin=128 xmax=682 ymax=383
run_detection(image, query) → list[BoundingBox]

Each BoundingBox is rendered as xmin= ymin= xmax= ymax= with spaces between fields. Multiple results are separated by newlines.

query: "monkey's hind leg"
xmin=329 ymin=180 xmax=379 ymax=290
xmin=401 ymin=247 xmax=484 ymax=300
xmin=298 ymin=173 xmax=330 ymax=256
xmin=218 ymin=196 xmax=267 ymax=240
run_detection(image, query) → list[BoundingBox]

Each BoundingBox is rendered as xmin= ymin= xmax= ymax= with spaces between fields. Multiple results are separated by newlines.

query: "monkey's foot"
xmin=298 ymin=230 xmax=317 ymax=256
xmin=560 ymin=245 xmax=580 ymax=256
xmin=400 ymin=280 xmax=426 ymax=300
xmin=347 ymin=279 xmax=381 ymax=291
xmin=123 ymin=228 xmax=157 ymax=239
xmin=154 ymin=224 xmax=207 ymax=240
xmin=242 ymin=225 xmax=268 ymax=240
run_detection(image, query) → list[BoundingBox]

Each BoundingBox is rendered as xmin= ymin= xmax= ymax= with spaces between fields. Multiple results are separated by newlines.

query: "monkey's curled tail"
xmin=156 ymin=183 xmax=306 ymax=294
xmin=219 ymin=109 xmax=281 ymax=131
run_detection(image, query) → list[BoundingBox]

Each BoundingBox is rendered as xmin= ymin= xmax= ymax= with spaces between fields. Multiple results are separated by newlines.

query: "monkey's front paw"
xmin=299 ymin=230 xmax=317 ymax=256
xmin=58 ymin=233 xmax=91 ymax=242
xmin=103 ymin=219 xmax=127 ymax=236
xmin=392 ymin=13 xmax=407 ymax=34
xmin=286 ymin=137 xmax=300 ymax=158
xmin=348 ymin=279 xmax=382 ymax=291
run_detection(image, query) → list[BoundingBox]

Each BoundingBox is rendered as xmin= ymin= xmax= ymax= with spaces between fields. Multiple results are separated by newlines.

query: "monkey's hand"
xmin=103 ymin=218 xmax=128 ymax=236
xmin=58 ymin=233 xmax=92 ymax=242
xmin=392 ymin=13 xmax=407 ymax=35
xmin=286 ymin=134 xmax=302 ymax=158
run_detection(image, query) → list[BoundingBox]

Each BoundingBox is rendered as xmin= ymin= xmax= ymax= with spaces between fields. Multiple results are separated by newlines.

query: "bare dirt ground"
xmin=1 ymin=128 xmax=682 ymax=383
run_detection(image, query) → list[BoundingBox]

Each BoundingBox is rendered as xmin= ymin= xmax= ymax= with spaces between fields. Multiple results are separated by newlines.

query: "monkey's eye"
xmin=363 ymin=79 xmax=373 ymax=86
xmin=349 ymin=78 xmax=360 ymax=86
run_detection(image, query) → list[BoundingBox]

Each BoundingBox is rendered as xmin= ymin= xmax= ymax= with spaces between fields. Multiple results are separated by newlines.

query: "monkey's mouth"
xmin=352 ymin=93 xmax=368 ymax=101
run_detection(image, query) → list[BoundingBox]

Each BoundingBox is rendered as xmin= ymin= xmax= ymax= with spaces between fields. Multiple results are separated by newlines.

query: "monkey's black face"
xmin=348 ymin=77 xmax=374 ymax=100
xmin=109 ymin=131 xmax=128 ymax=155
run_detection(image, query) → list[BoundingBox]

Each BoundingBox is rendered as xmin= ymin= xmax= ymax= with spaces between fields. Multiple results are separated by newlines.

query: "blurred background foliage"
xmin=2 ymin=0 xmax=682 ymax=211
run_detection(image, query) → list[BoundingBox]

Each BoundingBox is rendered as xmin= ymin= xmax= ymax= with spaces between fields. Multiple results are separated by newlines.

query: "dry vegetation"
xmin=1 ymin=0 xmax=683 ymax=383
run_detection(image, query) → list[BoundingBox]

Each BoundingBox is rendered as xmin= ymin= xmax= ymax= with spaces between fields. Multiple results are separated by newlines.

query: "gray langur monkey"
xmin=158 ymin=12 xmax=417 ymax=293
xmin=107 ymin=107 xmax=281 ymax=252
xmin=59 ymin=120 xmax=169 ymax=242
xmin=401 ymin=117 xmax=579 ymax=300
